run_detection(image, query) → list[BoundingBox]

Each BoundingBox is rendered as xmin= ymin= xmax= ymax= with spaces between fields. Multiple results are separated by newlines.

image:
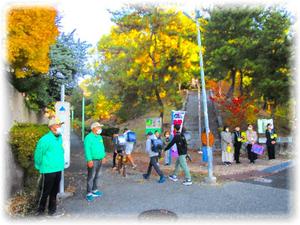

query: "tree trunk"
xmin=239 ymin=70 xmax=243 ymax=96
xmin=226 ymin=69 xmax=236 ymax=98
xmin=155 ymin=86 xmax=164 ymax=131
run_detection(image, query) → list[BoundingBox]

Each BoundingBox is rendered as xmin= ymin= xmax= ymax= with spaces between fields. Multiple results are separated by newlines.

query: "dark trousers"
xmin=146 ymin=156 xmax=164 ymax=177
xmin=267 ymin=144 xmax=276 ymax=160
xmin=234 ymin=143 xmax=242 ymax=162
xmin=113 ymin=151 xmax=117 ymax=167
xmin=37 ymin=171 xmax=61 ymax=213
xmin=247 ymin=144 xmax=257 ymax=163
xmin=87 ymin=160 xmax=102 ymax=194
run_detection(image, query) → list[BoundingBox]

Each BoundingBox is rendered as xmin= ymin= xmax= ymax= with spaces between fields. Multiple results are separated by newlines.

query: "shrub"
xmin=9 ymin=123 xmax=49 ymax=190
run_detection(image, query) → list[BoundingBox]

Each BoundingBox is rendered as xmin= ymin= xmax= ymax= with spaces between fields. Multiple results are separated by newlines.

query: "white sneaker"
xmin=183 ymin=179 xmax=192 ymax=186
xmin=169 ymin=175 xmax=178 ymax=182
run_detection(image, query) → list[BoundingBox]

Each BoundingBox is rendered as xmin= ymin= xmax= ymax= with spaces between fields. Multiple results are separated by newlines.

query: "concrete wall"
xmin=6 ymin=84 xmax=48 ymax=195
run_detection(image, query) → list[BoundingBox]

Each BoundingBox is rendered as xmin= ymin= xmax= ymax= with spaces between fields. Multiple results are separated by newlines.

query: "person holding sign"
xmin=221 ymin=126 xmax=234 ymax=166
xmin=246 ymin=124 xmax=258 ymax=164
xmin=265 ymin=123 xmax=277 ymax=160
xmin=84 ymin=122 xmax=106 ymax=202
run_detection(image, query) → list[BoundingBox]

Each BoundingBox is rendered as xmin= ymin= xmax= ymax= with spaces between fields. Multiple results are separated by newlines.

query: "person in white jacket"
xmin=220 ymin=126 xmax=234 ymax=166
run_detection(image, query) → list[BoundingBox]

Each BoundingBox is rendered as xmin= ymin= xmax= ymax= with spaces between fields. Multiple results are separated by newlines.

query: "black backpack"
xmin=177 ymin=133 xmax=188 ymax=150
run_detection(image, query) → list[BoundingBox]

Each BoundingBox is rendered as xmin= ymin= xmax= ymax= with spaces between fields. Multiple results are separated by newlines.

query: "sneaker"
xmin=47 ymin=210 xmax=65 ymax=217
xmin=183 ymin=179 xmax=192 ymax=186
xmin=92 ymin=190 xmax=103 ymax=197
xmin=169 ymin=175 xmax=178 ymax=182
xmin=34 ymin=210 xmax=45 ymax=216
xmin=86 ymin=193 xmax=94 ymax=202
xmin=143 ymin=174 xmax=149 ymax=179
xmin=158 ymin=176 xmax=166 ymax=183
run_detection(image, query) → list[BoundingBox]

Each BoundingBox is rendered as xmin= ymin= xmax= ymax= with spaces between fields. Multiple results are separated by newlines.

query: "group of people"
xmin=33 ymin=119 xmax=192 ymax=215
xmin=219 ymin=123 xmax=277 ymax=166
xmin=33 ymin=117 xmax=277 ymax=215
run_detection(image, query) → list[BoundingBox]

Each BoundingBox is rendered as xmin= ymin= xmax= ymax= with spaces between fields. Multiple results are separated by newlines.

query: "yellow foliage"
xmin=7 ymin=7 xmax=59 ymax=78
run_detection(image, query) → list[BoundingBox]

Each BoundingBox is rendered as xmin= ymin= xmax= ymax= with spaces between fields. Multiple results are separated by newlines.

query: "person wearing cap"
xmin=34 ymin=117 xmax=65 ymax=216
xmin=142 ymin=131 xmax=166 ymax=183
xmin=84 ymin=122 xmax=106 ymax=202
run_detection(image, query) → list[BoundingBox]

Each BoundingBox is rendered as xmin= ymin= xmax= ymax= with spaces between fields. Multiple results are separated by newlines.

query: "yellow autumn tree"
xmin=7 ymin=7 xmax=59 ymax=78
xmin=96 ymin=6 xmax=205 ymax=121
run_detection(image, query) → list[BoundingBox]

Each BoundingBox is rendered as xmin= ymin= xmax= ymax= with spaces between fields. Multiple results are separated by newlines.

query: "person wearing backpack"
xmin=142 ymin=131 xmax=166 ymax=183
xmin=163 ymin=131 xmax=171 ymax=166
xmin=123 ymin=128 xmax=137 ymax=169
xmin=164 ymin=124 xmax=192 ymax=186
xmin=112 ymin=133 xmax=118 ymax=169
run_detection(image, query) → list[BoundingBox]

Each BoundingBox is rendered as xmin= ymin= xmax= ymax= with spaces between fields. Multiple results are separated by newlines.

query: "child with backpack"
xmin=164 ymin=124 xmax=192 ymax=186
xmin=143 ymin=131 xmax=166 ymax=183
xmin=123 ymin=128 xmax=137 ymax=169
xmin=163 ymin=131 xmax=171 ymax=166
xmin=112 ymin=133 xmax=127 ymax=176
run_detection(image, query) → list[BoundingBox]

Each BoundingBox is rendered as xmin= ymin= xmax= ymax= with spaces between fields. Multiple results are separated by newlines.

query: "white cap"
xmin=91 ymin=122 xmax=104 ymax=130
xmin=48 ymin=117 xmax=64 ymax=127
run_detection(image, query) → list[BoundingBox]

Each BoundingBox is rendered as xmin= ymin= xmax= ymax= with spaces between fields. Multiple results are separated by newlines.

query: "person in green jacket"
xmin=34 ymin=117 xmax=65 ymax=216
xmin=84 ymin=122 xmax=106 ymax=202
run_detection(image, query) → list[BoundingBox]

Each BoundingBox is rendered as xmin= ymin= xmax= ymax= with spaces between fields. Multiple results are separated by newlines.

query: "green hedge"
xmin=9 ymin=123 xmax=49 ymax=190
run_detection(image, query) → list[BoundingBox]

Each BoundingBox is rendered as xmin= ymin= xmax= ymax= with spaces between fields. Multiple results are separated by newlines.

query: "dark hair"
xmin=266 ymin=123 xmax=271 ymax=127
xmin=174 ymin=124 xmax=181 ymax=131
xmin=164 ymin=131 xmax=170 ymax=136
xmin=154 ymin=130 xmax=159 ymax=133
xmin=123 ymin=128 xmax=128 ymax=132
xmin=223 ymin=126 xmax=229 ymax=131
xmin=247 ymin=124 xmax=252 ymax=127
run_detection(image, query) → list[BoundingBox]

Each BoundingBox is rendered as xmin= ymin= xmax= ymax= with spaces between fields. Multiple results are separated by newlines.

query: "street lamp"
xmin=184 ymin=9 xmax=216 ymax=184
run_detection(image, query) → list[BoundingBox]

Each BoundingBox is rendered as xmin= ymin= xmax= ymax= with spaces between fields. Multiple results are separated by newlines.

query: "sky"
xmin=2 ymin=0 xmax=298 ymax=47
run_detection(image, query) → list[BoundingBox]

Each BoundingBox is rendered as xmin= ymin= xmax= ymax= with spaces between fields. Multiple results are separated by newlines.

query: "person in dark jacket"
xmin=164 ymin=124 xmax=192 ymax=186
xmin=233 ymin=126 xmax=243 ymax=164
xmin=265 ymin=123 xmax=277 ymax=160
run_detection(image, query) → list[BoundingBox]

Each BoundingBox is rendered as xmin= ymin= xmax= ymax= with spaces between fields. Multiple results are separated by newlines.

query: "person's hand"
xmin=102 ymin=157 xmax=107 ymax=164
xmin=87 ymin=161 xmax=94 ymax=168
xmin=271 ymin=141 xmax=276 ymax=145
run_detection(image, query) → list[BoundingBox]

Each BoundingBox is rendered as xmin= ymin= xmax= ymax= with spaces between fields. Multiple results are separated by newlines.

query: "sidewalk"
xmin=57 ymin=133 xmax=293 ymax=220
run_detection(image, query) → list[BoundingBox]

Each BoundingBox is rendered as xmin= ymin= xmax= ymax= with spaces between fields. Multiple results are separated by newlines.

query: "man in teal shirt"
xmin=34 ymin=117 xmax=65 ymax=216
xmin=84 ymin=122 xmax=106 ymax=201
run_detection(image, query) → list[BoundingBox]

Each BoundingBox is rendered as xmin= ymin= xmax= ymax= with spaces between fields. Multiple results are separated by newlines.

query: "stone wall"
xmin=6 ymin=84 xmax=47 ymax=196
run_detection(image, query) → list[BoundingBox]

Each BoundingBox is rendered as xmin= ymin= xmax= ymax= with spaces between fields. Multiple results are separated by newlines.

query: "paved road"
xmin=60 ymin=133 xmax=294 ymax=220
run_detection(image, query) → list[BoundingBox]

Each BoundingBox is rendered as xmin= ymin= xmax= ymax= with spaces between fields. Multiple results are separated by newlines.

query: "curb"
xmin=260 ymin=160 xmax=293 ymax=174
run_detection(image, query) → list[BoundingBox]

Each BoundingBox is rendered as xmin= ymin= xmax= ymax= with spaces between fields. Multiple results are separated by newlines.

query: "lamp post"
xmin=184 ymin=9 xmax=216 ymax=183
